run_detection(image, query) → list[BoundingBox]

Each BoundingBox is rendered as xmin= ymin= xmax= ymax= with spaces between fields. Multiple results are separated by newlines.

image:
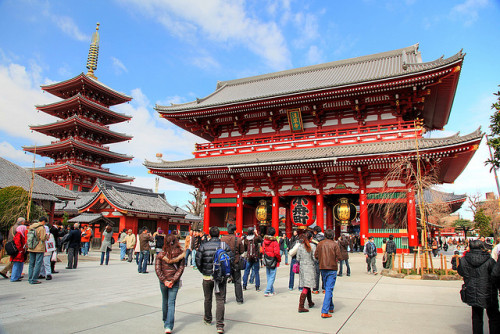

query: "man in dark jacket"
xmin=458 ymin=239 xmax=500 ymax=333
xmin=221 ymin=224 xmax=244 ymax=304
xmin=314 ymin=229 xmax=341 ymax=318
xmin=338 ymin=235 xmax=350 ymax=277
xmin=66 ymin=223 xmax=82 ymax=269
xmin=385 ymin=235 xmax=397 ymax=269
xmin=195 ymin=227 xmax=233 ymax=334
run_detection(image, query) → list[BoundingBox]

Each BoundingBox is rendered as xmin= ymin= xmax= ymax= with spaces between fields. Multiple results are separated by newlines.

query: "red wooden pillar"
xmin=359 ymin=182 xmax=369 ymax=246
xmin=326 ymin=203 xmax=333 ymax=231
xmin=236 ymin=192 xmax=243 ymax=235
xmin=407 ymin=187 xmax=418 ymax=247
xmin=203 ymin=195 xmax=210 ymax=235
xmin=272 ymin=193 xmax=279 ymax=235
xmin=49 ymin=202 xmax=55 ymax=224
xmin=316 ymin=193 xmax=324 ymax=232
xmin=285 ymin=204 xmax=292 ymax=238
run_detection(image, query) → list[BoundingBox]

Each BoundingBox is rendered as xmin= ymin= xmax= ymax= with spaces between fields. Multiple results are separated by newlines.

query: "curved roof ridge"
xmin=218 ymin=44 xmax=420 ymax=88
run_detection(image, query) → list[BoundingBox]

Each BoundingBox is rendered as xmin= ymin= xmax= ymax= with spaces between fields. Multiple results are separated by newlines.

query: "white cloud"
xmin=450 ymin=0 xmax=490 ymax=26
xmin=189 ymin=52 xmax=220 ymax=71
xmin=306 ymin=45 xmax=323 ymax=65
xmin=111 ymin=56 xmax=128 ymax=75
xmin=0 ymin=142 xmax=34 ymax=164
xmin=0 ymin=62 xmax=57 ymax=144
xmin=120 ymin=0 xmax=291 ymax=70
xmin=292 ymin=12 xmax=319 ymax=47
xmin=43 ymin=10 xmax=90 ymax=42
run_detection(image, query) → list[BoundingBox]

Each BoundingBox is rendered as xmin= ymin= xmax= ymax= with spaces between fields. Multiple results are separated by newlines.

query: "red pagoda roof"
xmin=33 ymin=163 xmax=134 ymax=183
xmin=41 ymin=73 xmax=132 ymax=107
xmin=146 ymin=129 xmax=482 ymax=185
xmin=24 ymin=138 xmax=133 ymax=164
xmin=29 ymin=115 xmax=132 ymax=144
xmin=157 ymin=44 xmax=464 ymax=131
xmin=36 ymin=93 xmax=132 ymax=125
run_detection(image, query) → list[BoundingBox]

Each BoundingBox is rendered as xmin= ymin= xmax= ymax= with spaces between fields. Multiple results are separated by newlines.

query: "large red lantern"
xmin=290 ymin=197 xmax=316 ymax=227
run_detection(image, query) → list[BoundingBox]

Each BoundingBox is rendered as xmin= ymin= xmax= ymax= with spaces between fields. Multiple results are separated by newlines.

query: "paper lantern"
xmin=290 ymin=196 xmax=316 ymax=227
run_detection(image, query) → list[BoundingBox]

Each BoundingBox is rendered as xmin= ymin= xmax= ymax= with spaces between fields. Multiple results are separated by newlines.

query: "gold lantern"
xmin=255 ymin=200 xmax=269 ymax=225
xmin=333 ymin=197 xmax=357 ymax=226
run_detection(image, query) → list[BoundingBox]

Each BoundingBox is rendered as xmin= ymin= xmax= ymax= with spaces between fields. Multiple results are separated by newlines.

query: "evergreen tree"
xmin=0 ymin=186 xmax=46 ymax=234
xmin=453 ymin=218 xmax=474 ymax=238
xmin=487 ymin=87 xmax=500 ymax=169
xmin=475 ymin=209 xmax=493 ymax=237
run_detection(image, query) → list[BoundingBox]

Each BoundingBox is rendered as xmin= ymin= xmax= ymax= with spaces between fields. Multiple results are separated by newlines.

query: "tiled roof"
xmin=145 ymin=129 xmax=482 ymax=170
xmin=0 ymin=157 xmax=77 ymax=200
xmin=90 ymin=180 xmax=186 ymax=216
xmin=55 ymin=191 xmax=98 ymax=213
xmin=157 ymin=44 xmax=464 ymax=113
xmin=418 ymin=189 xmax=467 ymax=205
xmin=33 ymin=163 xmax=134 ymax=182
xmin=69 ymin=213 xmax=104 ymax=223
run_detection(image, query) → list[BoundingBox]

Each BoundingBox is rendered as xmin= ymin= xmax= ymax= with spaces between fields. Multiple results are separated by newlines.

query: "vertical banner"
xmin=287 ymin=108 xmax=304 ymax=132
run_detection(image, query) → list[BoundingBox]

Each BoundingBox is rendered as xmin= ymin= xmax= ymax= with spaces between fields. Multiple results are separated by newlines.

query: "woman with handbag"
xmin=155 ymin=234 xmax=186 ymax=334
xmin=10 ymin=225 xmax=27 ymax=282
xmin=100 ymin=225 xmax=113 ymax=265
xmin=261 ymin=227 xmax=281 ymax=297
xmin=296 ymin=231 xmax=317 ymax=312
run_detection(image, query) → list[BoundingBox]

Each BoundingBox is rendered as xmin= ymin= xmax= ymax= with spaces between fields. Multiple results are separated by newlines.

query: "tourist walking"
xmin=314 ymin=229 xmax=341 ymax=318
xmin=10 ymin=225 xmax=27 ymax=282
xmin=124 ymin=229 xmax=136 ymax=262
xmin=28 ymin=218 xmax=49 ymax=284
xmin=242 ymin=227 xmax=262 ymax=291
xmin=155 ymin=234 xmax=186 ymax=334
xmin=195 ymin=226 xmax=233 ymax=334
xmin=364 ymin=236 xmax=378 ymax=275
xmin=100 ymin=225 xmax=114 ymax=265
xmin=279 ymin=233 xmax=289 ymax=265
xmin=288 ymin=230 xmax=299 ymax=290
xmin=221 ymin=224 xmax=245 ymax=304
xmin=0 ymin=217 xmax=25 ymax=279
xmin=311 ymin=226 xmax=325 ymax=294
xmin=458 ymin=240 xmax=500 ymax=334
xmin=261 ymin=226 xmax=281 ymax=297
xmin=184 ymin=230 xmax=193 ymax=266
xmin=118 ymin=228 xmax=127 ymax=261
xmin=338 ymin=235 xmax=350 ymax=277
xmin=138 ymin=227 xmax=154 ymax=273
xmin=66 ymin=223 xmax=82 ymax=269
xmin=385 ymin=235 xmax=397 ymax=269
xmin=296 ymin=232 xmax=317 ymax=312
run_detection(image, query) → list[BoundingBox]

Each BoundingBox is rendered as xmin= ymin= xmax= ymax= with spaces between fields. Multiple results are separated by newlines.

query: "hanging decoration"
xmin=255 ymin=199 xmax=270 ymax=225
xmin=290 ymin=196 xmax=316 ymax=227
xmin=333 ymin=197 xmax=357 ymax=226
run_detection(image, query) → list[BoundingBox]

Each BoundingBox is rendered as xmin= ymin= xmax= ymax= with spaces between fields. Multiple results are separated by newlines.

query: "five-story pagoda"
xmin=24 ymin=24 xmax=134 ymax=191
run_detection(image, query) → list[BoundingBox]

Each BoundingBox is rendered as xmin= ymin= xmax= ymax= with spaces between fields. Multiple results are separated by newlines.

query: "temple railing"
xmin=194 ymin=120 xmax=422 ymax=158
xmin=45 ymin=160 xmax=110 ymax=172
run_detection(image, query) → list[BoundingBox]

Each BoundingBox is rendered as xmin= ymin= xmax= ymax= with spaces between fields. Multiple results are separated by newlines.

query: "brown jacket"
xmin=221 ymin=234 xmax=244 ymax=264
xmin=139 ymin=233 xmax=154 ymax=251
xmin=28 ymin=222 xmax=49 ymax=253
xmin=155 ymin=249 xmax=186 ymax=284
xmin=314 ymin=239 xmax=341 ymax=271
xmin=339 ymin=238 xmax=349 ymax=261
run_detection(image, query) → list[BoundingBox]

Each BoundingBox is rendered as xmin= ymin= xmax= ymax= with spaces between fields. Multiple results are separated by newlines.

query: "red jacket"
xmin=261 ymin=236 xmax=281 ymax=267
xmin=11 ymin=232 xmax=26 ymax=262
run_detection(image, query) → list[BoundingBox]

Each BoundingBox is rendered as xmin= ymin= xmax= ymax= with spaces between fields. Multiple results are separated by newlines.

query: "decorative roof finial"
xmin=86 ymin=23 xmax=100 ymax=80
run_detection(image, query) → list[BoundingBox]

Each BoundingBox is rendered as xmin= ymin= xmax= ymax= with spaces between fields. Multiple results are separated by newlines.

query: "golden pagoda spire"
xmin=86 ymin=23 xmax=100 ymax=80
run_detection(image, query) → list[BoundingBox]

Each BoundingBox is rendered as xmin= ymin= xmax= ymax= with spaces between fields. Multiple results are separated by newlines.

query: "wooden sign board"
xmin=403 ymin=262 xmax=413 ymax=269
xmin=287 ymin=108 xmax=304 ymax=132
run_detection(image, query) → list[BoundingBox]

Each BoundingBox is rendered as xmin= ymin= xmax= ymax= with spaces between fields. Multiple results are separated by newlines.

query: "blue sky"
xmin=0 ymin=0 xmax=499 ymax=218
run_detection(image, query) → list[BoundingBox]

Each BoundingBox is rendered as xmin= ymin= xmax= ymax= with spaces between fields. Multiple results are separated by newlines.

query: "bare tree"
xmin=185 ymin=189 xmax=204 ymax=217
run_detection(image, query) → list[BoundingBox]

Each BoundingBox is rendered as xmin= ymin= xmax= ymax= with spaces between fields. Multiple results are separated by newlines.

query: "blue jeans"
xmin=289 ymin=257 xmax=297 ymax=289
xmin=281 ymin=249 xmax=289 ymax=265
xmin=81 ymin=242 xmax=90 ymax=256
xmin=320 ymin=270 xmax=337 ymax=314
xmin=138 ymin=250 xmax=149 ymax=273
xmin=191 ymin=250 xmax=197 ymax=268
xmin=11 ymin=261 xmax=24 ymax=281
xmin=185 ymin=249 xmax=192 ymax=266
xmin=265 ymin=267 xmax=277 ymax=294
xmin=119 ymin=243 xmax=127 ymax=260
xmin=101 ymin=249 xmax=110 ymax=265
xmin=159 ymin=280 xmax=179 ymax=330
xmin=28 ymin=252 xmax=44 ymax=284
xmin=243 ymin=260 xmax=260 ymax=288
xmin=338 ymin=259 xmax=350 ymax=276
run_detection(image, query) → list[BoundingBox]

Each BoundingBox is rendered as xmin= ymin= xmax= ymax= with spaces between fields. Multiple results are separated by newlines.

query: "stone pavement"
xmin=0 ymin=251 xmax=473 ymax=334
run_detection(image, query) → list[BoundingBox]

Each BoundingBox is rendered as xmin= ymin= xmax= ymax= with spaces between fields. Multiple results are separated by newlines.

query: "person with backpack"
xmin=385 ymin=235 xmax=397 ymax=269
xmin=221 ymin=224 xmax=245 ymax=304
xmin=261 ymin=226 xmax=281 ymax=297
xmin=9 ymin=225 xmax=27 ymax=282
xmin=458 ymin=240 xmax=500 ymax=333
xmin=242 ymin=227 xmax=262 ymax=292
xmin=27 ymin=218 xmax=49 ymax=284
xmin=0 ymin=217 xmax=25 ymax=279
xmin=195 ymin=226 xmax=233 ymax=334
xmin=364 ymin=236 xmax=378 ymax=275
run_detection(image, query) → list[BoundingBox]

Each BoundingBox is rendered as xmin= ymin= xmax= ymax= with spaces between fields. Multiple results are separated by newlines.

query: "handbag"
xmin=292 ymin=261 xmax=300 ymax=274
xmin=5 ymin=240 xmax=18 ymax=256
xmin=263 ymin=253 xmax=277 ymax=269
xmin=460 ymin=284 xmax=467 ymax=303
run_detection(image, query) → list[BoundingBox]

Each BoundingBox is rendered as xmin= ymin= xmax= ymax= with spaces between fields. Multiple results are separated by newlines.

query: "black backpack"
xmin=5 ymin=240 xmax=18 ymax=256
xmin=246 ymin=239 xmax=258 ymax=261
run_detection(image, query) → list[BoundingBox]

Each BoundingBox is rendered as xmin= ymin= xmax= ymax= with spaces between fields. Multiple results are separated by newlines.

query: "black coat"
xmin=67 ymin=229 xmax=82 ymax=249
xmin=458 ymin=249 xmax=498 ymax=308
xmin=195 ymin=238 xmax=233 ymax=277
